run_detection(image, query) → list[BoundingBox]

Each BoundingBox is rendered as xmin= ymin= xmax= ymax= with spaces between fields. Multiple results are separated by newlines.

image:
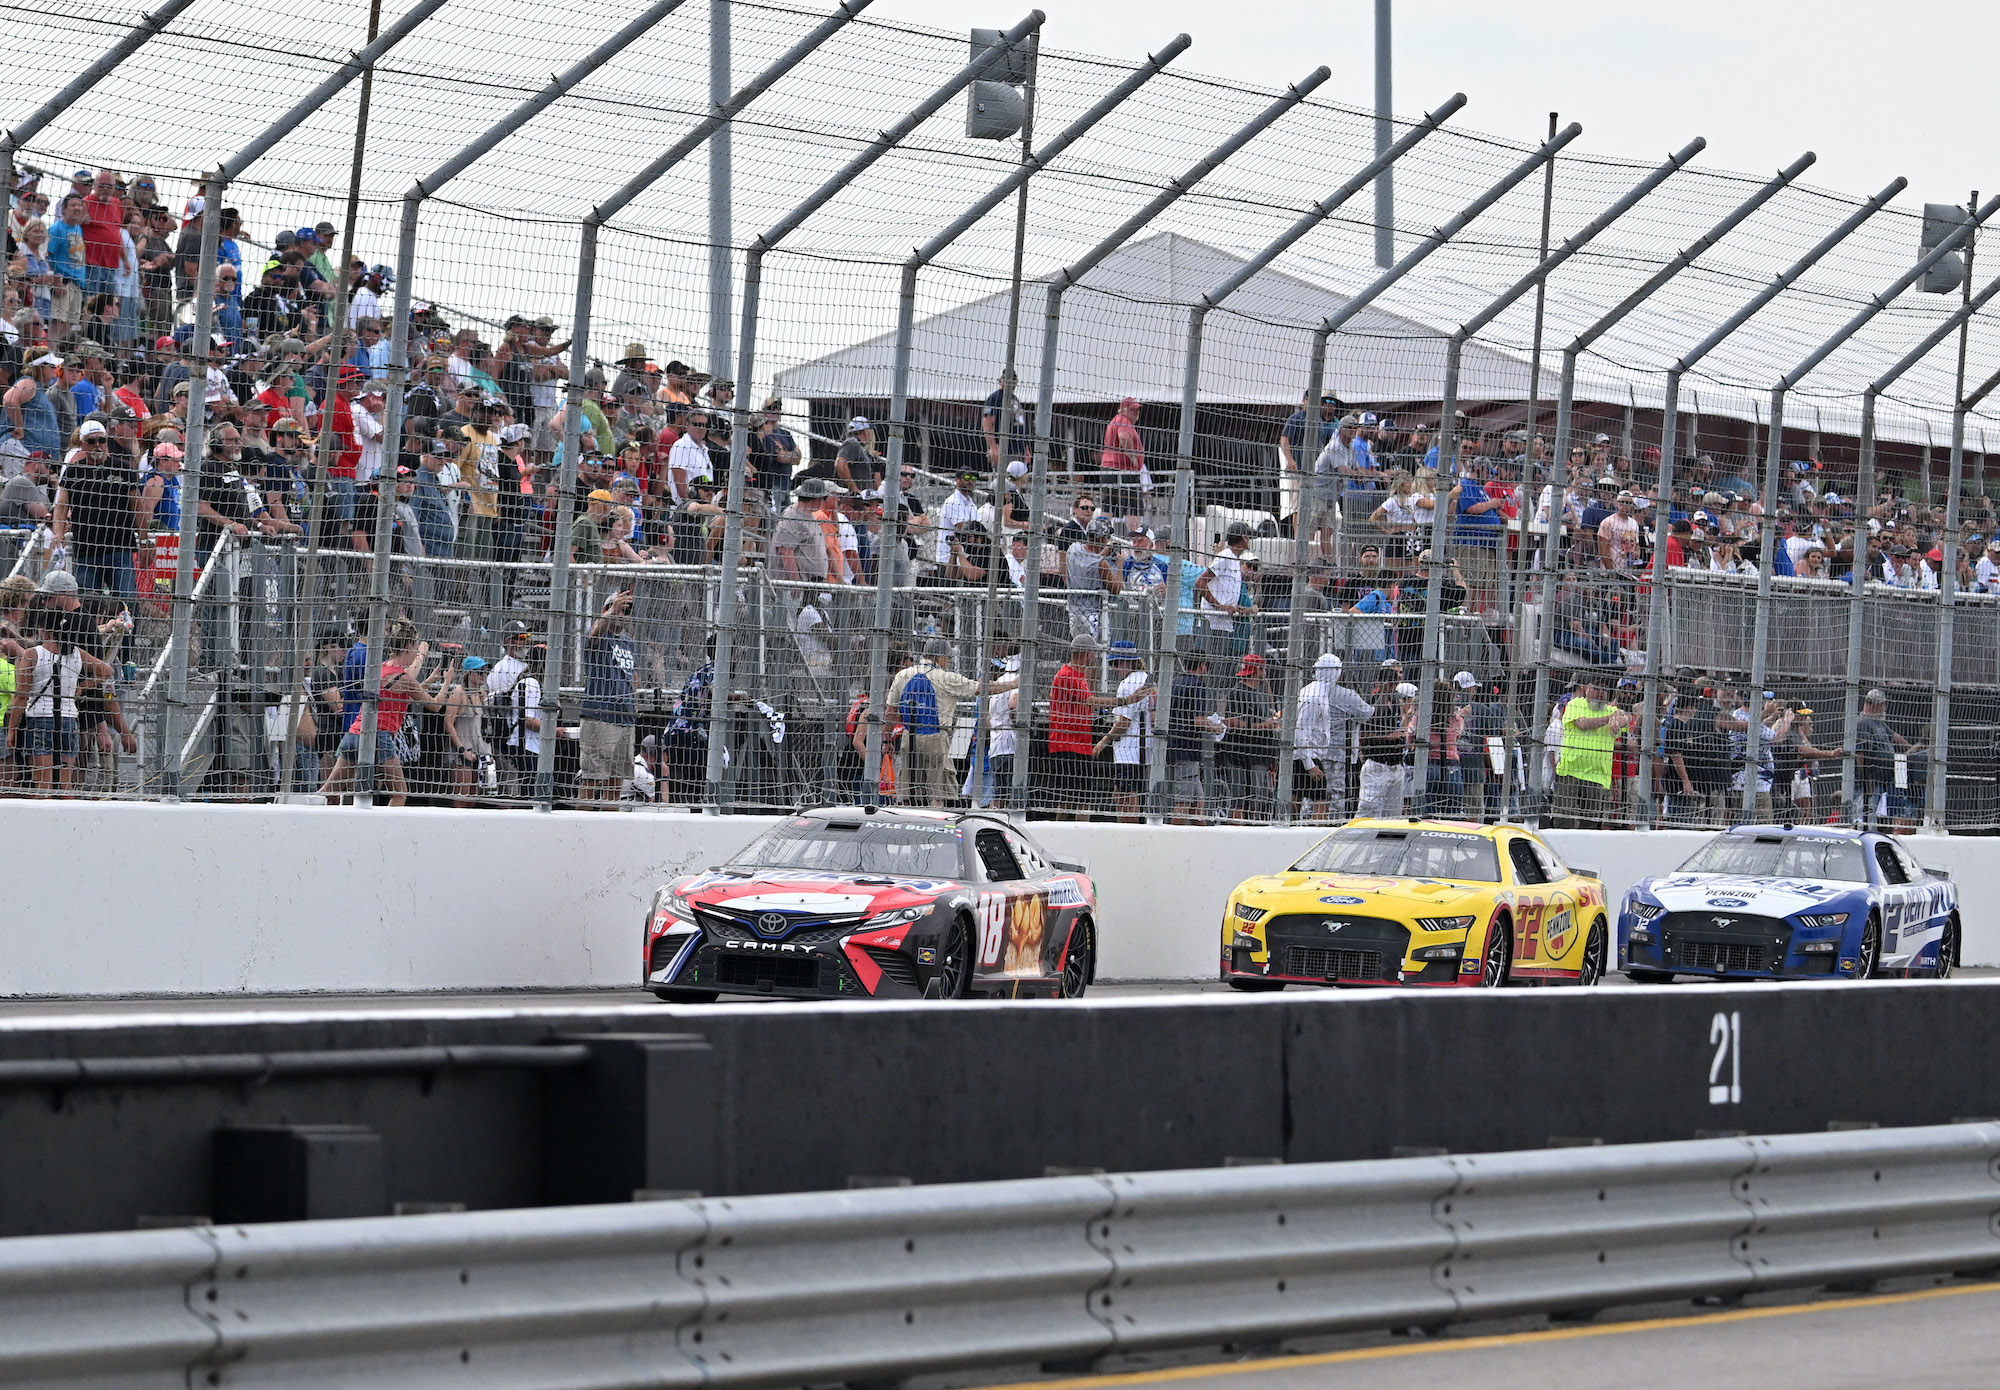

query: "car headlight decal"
xmin=1629 ymin=902 xmax=1664 ymax=922
xmin=1416 ymin=916 xmax=1476 ymax=933
xmin=1232 ymin=903 xmax=1268 ymax=923
xmin=1797 ymin=912 xmax=1851 ymax=929
xmin=863 ymin=904 xmax=931 ymax=930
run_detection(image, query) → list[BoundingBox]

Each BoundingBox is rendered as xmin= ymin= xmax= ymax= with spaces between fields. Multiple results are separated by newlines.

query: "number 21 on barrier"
xmin=1708 ymin=1011 xmax=1742 ymax=1105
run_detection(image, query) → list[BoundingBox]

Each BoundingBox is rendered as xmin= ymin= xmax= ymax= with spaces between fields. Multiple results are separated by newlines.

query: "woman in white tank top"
xmin=5 ymin=625 xmax=114 ymax=795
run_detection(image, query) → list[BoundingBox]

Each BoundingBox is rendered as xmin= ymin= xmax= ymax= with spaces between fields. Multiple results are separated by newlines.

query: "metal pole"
xmin=1840 ymin=387 xmax=1877 ymax=821
xmin=1930 ymin=190 xmax=1981 ymax=832
xmin=1177 ymin=91 xmax=1465 ymax=483
xmin=1373 ymin=0 xmax=1394 ymax=269
xmin=1636 ymin=367 xmax=1684 ymax=823
xmin=278 ymin=0 xmax=387 ymax=797
xmin=1148 ymin=467 xmax=1192 ymax=821
xmin=709 ymin=0 xmax=732 ymax=386
xmin=1498 ymin=111 xmax=1560 ymax=820
xmin=710 ymin=12 xmax=1047 ymax=806
xmin=1414 ymin=137 xmax=1709 ymax=804
xmin=1009 ymin=65 xmax=1332 ymax=808
xmin=1274 ymin=331 xmax=1332 ymax=823
xmin=864 ymin=33 xmax=1187 ymax=807
xmin=1742 ymin=190 xmax=2000 ymax=822
xmin=162 ymin=0 xmax=444 ymax=787
xmin=532 ymin=1 xmax=872 ymax=808
xmin=1515 ymin=148 xmax=1817 ymax=819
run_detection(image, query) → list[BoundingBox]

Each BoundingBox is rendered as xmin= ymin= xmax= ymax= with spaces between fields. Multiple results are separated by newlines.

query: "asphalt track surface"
xmin=928 ymin=1279 xmax=2000 ymax=1390
xmin=0 ymin=970 xmax=1991 ymax=1022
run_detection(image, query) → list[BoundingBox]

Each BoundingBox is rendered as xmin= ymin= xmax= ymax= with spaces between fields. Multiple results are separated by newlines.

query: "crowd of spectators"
xmin=0 ymin=169 xmax=1971 ymax=821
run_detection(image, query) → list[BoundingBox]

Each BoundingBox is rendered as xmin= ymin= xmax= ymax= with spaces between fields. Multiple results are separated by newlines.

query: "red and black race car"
xmin=643 ymin=807 xmax=1099 ymax=1002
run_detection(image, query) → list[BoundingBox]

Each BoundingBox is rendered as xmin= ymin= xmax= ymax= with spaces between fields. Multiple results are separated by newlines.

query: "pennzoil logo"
xmin=1543 ymin=906 xmax=1574 ymax=956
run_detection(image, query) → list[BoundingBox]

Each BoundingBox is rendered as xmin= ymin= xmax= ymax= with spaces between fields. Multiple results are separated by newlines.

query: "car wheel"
xmin=1625 ymin=970 xmax=1674 ymax=984
xmin=1937 ymin=914 xmax=1960 ymax=979
xmin=1857 ymin=912 xmax=1883 ymax=980
xmin=1227 ymin=978 xmax=1286 ymax=993
xmin=936 ymin=914 xmax=975 ymax=999
xmin=1059 ymin=918 xmax=1095 ymax=999
xmin=1479 ymin=918 xmax=1511 ymax=988
xmin=653 ymin=988 xmax=718 ymax=1004
xmin=1577 ymin=917 xmax=1608 ymax=987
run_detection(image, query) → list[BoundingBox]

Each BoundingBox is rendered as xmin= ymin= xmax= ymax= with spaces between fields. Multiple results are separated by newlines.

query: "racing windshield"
xmin=726 ymin=818 xmax=964 ymax=879
xmin=1677 ymin=834 xmax=1869 ymax=883
xmin=1291 ymin=828 xmax=1501 ymax=883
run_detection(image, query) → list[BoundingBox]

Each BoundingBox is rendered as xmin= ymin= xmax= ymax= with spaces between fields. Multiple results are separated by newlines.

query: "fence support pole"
xmin=708 ymin=12 xmax=1045 ymax=808
xmin=163 ymin=0 xmax=443 ymax=796
xmin=1009 ymin=64 xmax=1331 ymax=810
xmin=1508 ymin=149 xmax=1814 ymax=822
xmin=708 ymin=0 xmax=733 ymax=387
xmin=1412 ymin=137 xmax=1710 ymax=808
xmin=1741 ymin=191 xmax=2000 ymax=822
xmin=1148 ymin=467 xmax=1193 ymax=821
xmin=1936 ymin=367 xmax=2000 ymax=829
xmin=862 ymin=33 xmax=1189 ymax=808
xmin=531 ymin=1 xmax=872 ymax=808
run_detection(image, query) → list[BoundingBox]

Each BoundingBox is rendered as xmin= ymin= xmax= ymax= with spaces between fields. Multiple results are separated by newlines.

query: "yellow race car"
xmin=1219 ymin=819 xmax=1609 ymax=990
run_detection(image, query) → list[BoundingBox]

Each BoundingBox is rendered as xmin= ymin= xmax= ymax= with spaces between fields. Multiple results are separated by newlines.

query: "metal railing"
xmin=1 ymin=1122 xmax=1994 ymax=1388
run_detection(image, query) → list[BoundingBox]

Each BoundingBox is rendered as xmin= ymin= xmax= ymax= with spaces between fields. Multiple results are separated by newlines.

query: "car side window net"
xmin=1875 ymin=843 xmax=1909 ymax=886
xmin=1510 ymin=840 xmax=1549 ymax=885
xmin=975 ymin=828 xmax=1023 ymax=883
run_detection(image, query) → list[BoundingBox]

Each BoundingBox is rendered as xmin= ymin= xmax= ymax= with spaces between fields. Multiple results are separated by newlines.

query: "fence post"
xmin=533 ymin=0 xmax=873 ymax=809
xmin=707 ymin=11 xmax=1046 ymax=808
xmin=1412 ymin=137 xmax=1710 ymax=811
xmin=163 ymin=0 xmax=444 ymax=797
xmin=862 ymin=33 xmax=1189 ymax=808
xmin=1010 ymin=64 xmax=1331 ymax=812
xmin=1515 ymin=149 xmax=1813 ymax=822
xmin=1741 ymin=191 xmax=2000 ymax=822
xmin=1148 ymin=467 xmax=1193 ymax=821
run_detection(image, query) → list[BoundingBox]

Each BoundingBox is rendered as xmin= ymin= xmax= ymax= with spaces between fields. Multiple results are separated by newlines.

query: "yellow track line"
xmin=991 ymin=1281 xmax=2000 ymax=1390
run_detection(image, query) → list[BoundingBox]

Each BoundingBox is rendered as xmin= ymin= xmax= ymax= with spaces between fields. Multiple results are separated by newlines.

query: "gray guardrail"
xmin=1 ymin=1123 xmax=1996 ymax=1387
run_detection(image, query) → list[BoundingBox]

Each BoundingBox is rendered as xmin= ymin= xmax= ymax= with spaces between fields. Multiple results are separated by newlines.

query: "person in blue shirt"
xmin=1449 ymin=461 xmax=1507 ymax=615
xmin=45 ymin=194 xmax=87 ymax=338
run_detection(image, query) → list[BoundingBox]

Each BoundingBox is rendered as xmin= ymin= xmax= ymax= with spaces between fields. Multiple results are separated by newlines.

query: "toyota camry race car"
xmin=1619 ymin=826 xmax=1958 ymax=981
xmin=643 ymin=807 xmax=1098 ymax=1002
xmin=1220 ymin=819 xmax=1610 ymax=989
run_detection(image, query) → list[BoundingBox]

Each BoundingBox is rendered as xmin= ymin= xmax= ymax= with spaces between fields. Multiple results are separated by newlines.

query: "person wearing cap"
xmin=1853 ymin=688 xmax=1919 ymax=828
xmin=1716 ymin=690 xmax=1794 ymax=824
xmin=888 ymin=637 xmax=1020 ymax=809
xmin=1278 ymin=391 xmax=1339 ymax=527
xmin=1597 ymin=489 xmax=1641 ymax=571
xmin=0 ymin=450 xmax=52 ymax=526
xmin=1547 ymin=674 xmax=1627 ymax=829
xmin=451 ymin=391 xmax=504 ymax=565
xmin=1354 ymin=665 xmax=1416 ymax=819
xmin=935 ymin=470 xmax=982 ymax=570
xmin=666 ymin=406 xmax=713 ymax=505
xmin=1215 ymin=651 xmax=1280 ymax=824
xmin=1293 ymin=652 xmax=1373 ymax=822
xmin=1309 ymin=413 xmax=1370 ymax=561
xmin=835 ymin=416 xmax=881 ymax=495
xmin=47 ymin=416 xmax=135 ymax=602
xmin=1194 ymin=522 xmax=1253 ymax=651
xmin=2 ymin=351 xmax=64 ymax=460
xmin=1088 ymin=640 xmax=1155 ymax=823
xmin=2 ymin=573 xmax=119 ymax=795
xmin=1064 ymin=515 xmax=1125 ymax=641
xmin=746 ymin=399 xmax=800 ymax=512
xmin=1098 ymin=395 xmax=1148 ymax=533
xmin=979 ymin=372 xmax=1032 ymax=469
xmin=1121 ymin=528 xmax=1167 ymax=597
xmin=524 ymin=318 xmax=569 ymax=467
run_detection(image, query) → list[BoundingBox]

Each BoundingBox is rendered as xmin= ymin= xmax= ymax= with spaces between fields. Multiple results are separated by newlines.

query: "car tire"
xmin=1478 ymin=917 xmax=1511 ymax=988
xmin=1059 ymin=917 xmax=1095 ymax=999
xmin=1577 ymin=917 xmax=1608 ymax=987
xmin=1936 ymin=914 xmax=1960 ymax=979
xmin=653 ymin=988 xmax=718 ymax=1004
xmin=936 ymin=913 xmax=975 ymax=999
xmin=1227 ymin=978 xmax=1286 ymax=993
xmin=1625 ymin=970 xmax=1674 ymax=984
xmin=1858 ymin=912 xmax=1883 ymax=980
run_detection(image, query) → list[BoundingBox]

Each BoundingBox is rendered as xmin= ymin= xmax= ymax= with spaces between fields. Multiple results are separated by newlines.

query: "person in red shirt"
xmin=1047 ymin=635 xmax=1125 ymax=819
xmin=325 ymin=366 xmax=364 ymax=525
xmin=79 ymin=169 xmax=126 ymax=303
xmin=1098 ymin=395 xmax=1147 ymax=534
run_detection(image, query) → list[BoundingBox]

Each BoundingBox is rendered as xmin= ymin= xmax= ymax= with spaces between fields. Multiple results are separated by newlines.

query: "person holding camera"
xmin=443 ymin=655 xmax=493 ymax=809
xmin=578 ymin=588 xmax=638 ymax=807
xmin=1064 ymin=517 xmax=1125 ymax=641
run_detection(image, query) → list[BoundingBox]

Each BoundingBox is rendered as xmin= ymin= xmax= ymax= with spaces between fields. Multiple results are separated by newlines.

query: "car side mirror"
xmin=1049 ymin=858 xmax=1088 ymax=874
xmin=1573 ymin=865 xmax=1600 ymax=879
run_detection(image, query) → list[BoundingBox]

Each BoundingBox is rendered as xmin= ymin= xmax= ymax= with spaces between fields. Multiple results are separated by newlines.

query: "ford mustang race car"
xmin=643 ymin=807 xmax=1098 ymax=1002
xmin=1619 ymin=825 xmax=1958 ymax=981
xmin=1220 ymin=819 xmax=1610 ymax=989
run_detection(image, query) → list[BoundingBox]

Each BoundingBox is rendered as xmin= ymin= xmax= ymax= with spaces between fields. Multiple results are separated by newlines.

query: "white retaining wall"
xmin=0 ymin=801 xmax=1990 ymax=996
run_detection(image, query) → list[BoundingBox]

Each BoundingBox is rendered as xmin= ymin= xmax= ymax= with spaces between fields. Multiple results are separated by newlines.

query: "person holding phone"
xmin=316 ymin=620 xmax=443 ymax=807
xmin=578 ymin=589 xmax=637 ymax=807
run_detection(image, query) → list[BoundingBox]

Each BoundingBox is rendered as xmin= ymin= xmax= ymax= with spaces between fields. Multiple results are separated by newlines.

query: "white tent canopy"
xmin=776 ymin=232 xmax=1982 ymax=456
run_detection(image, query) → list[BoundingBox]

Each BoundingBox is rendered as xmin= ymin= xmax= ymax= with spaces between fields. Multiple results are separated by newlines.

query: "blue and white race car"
xmin=1618 ymin=826 xmax=1957 ymax=982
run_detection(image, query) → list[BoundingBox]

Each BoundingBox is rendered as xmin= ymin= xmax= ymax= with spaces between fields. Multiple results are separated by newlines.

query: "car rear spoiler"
xmin=1050 ymin=858 xmax=1089 ymax=875
xmin=1574 ymin=865 xmax=1601 ymax=879
xmin=1926 ymin=866 xmax=1951 ymax=881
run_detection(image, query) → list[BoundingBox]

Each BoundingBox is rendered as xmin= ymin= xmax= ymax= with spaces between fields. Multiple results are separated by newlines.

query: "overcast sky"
xmin=876 ymin=0 xmax=1991 ymax=207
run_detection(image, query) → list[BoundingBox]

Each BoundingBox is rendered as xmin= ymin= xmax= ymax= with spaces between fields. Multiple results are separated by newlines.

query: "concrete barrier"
xmin=0 ymin=801 xmax=1987 ymax=996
